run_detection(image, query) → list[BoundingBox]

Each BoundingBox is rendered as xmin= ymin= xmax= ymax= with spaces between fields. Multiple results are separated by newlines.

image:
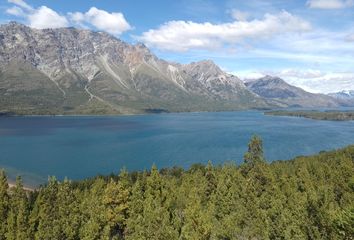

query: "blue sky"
xmin=1 ymin=0 xmax=354 ymax=93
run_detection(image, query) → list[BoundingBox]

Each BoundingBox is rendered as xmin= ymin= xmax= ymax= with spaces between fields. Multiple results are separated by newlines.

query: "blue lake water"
xmin=0 ymin=111 xmax=353 ymax=186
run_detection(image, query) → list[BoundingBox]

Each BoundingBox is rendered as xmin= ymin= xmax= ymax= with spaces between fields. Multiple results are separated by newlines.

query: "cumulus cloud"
xmin=8 ymin=0 xmax=33 ymax=11
xmin=28 ymin=6 xmax=68 ymax=29
xmin=6 ymin=0 xmax=68 ymax=28
xmin=138 ymin=11 xmax=311 ymax=52
xmin=69 ymin=7 xmax=132 ymax=35
xmin=307 ymin=0 xmax=354 ymax=9
xmin=5 ymin=0 xmax=131 ymax=35
xmin=6 ymin=6 xmax=25 ymax=17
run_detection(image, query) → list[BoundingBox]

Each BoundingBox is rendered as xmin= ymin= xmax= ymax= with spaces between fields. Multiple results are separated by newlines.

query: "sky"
xmin=0 ymin=0 xmax=354 ymax=93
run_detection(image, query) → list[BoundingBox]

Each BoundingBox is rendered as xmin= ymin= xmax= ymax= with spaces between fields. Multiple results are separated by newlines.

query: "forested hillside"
xmin=266 ymin=110 xmax=354 ymax=121
xmin=0 ymin=137 xmax=353 ymax=239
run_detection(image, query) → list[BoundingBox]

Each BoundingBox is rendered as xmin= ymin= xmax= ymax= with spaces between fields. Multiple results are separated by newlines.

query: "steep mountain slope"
xmin=245 ymin=76 xmax=339 ymax=108
xmin=0 ymin=22 xmax=266 ymax=115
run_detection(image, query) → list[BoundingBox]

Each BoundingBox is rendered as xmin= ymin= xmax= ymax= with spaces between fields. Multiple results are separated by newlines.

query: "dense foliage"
xmin=266 ymin=110 xmax=354 ymax=121
xmin=0 ymin=136 xmax=353 ymax=239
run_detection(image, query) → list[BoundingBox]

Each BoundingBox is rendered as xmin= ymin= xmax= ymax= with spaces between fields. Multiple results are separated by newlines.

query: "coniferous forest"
xmin=0 ymin=136 xmax=353 ymax=240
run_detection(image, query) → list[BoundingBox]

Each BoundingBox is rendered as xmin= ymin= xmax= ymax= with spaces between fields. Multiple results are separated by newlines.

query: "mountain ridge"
xmin=244 ymin=75 xmax=339 ymax=108
xmin=328 ymin=90 xmax=354 ymax=99
xmin=0 ymin=22 xmax=269 ymax=115
xmin=327 ymin=90 xmax=354 ymax=107
xmin=0 ymin=22 xmax=343 ymax=115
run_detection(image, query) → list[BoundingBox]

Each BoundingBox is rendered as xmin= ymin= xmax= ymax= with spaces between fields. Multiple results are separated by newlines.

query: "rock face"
xmin=0 ymin=22 xmax=266 ymax=115
xmin=245 ymin=76 xmax=339 ymax=108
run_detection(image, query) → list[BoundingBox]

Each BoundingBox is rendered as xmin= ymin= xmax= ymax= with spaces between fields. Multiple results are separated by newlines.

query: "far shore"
xmin=0 ymin=108 xmax=273 ymax=118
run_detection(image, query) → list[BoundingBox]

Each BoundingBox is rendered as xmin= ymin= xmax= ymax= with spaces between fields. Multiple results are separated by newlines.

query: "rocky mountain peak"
xmin=185 ymin=59 xmax=224 ymax=77
xmin=0 ymin=22 xmax=267 ymax=114
xmin=258 ymin=75 xmax=285 ymax=84
xmin=0 ymin=22 xmax=344 ymax=115
xmin=2 ymin=21 xmax=28 ymax=29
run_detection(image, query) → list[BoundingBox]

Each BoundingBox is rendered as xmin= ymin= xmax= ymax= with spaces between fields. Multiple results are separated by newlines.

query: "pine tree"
xmin=79 ymin=178 xmax=106 ymax=240
xmin=334 ymin=207 xmax=354 ymax=239
xmin=211 ymin=164 xmax=247 ymax=239
xmin=244 ymin=135 xmax=265 ymax=166
xmin=102 ymin=177 xmax=129 ymax=239
xmin=135 ymin=165 xmax=178 ymax=239
xmin=204 ymin=161 xmax=217 ymax=201
xmin=34 ymin=176 xmax=60 ymax=240
xmin=180 ymin=185 xmax=213 ymax=240
xmin=0 ymin=139 xmax=352 ymax=239
xmin=56 ymin=178 xmax=81 ymax=240
xmin=0 ymin=170 xmax=9 ymax=240
xmin=6 ymin=176 xmax=30 ymax=240
xmin=125 ymin=176 xmax=145 ymax=240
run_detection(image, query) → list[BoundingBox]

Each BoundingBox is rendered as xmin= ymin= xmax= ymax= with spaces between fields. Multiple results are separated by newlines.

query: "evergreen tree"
xmin=125 ymin=176 xmax=145 ymax=239
xmin=102 ymin=177 xmax=129 ymax=239
xmin=334 ymin=207 xmax=354 ymax=239
xmin=6 ymin=176 xmax=30 ymax=240
xmin=244 ymin=135 xmax=265 ymax=166
xmin=138 ymin=165 xmax=178 ymax=239
xmin=181 ymin=185 xmax=213 ymax=240
xmin=0 ymin=170 xmax=9 ymax=240
xmin=56 ymin=178 xmax=81 ymax=240
xmin=79 ymin=178 xmax=106 ymax=240
xmin=0 ymin=141 xmax=353 ymax=240
xmin=211 ymin=164 xmax=247 ymax=239
xmin=204 ymin=161 xmax=217 ymax=201
xmin=34 ymin=176 xmax=60 ymax=240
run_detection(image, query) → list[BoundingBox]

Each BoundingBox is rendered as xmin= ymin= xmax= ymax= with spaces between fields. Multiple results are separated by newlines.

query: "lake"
xmin=0 ymin=111 xmax=353 ymax=186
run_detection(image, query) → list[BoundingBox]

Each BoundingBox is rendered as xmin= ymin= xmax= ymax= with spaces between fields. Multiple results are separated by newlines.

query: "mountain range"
xmin=0 ymin=22 xmax=348 ymax=115
xmin=245 ymin=76 xmax=339 ymax=108
xmin=328 ymin=90 xmax=354 ymax=100
xmin=327 ymin=90 xmax=354 ymax=107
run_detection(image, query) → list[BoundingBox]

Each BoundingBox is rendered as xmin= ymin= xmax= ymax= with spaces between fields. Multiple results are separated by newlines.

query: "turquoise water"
xmin=0 ymin=111 xmax=353 ymax=185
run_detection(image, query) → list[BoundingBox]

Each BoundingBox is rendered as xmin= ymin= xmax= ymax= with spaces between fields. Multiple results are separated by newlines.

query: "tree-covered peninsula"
xmin=266 ymin=110 xmax=354 ymax=121
xmin=0 ymin=136 xmax=353 ymax=239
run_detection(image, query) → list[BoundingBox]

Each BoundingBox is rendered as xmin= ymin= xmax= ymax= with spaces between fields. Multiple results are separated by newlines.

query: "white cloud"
xmin=236 ymin=70 xmax=266 ymax=80
xmin=286 ymin=72 xmax=354 ymax=93
xmin=307 ymin=0 xmax=354 ymax=9
xmin=138 ymin=11 xmax=311 ymax=52
xmin=6 ymin=0 xmax=68 ymax=29
xmin=28 ymin=6 xmax=68 ymax=29
xmin=230 ymin=9 xmax=250 ymax=21
xmin=8 ymin=0 xmax=33 ymax=11
xmin=6 ymin=6 xmax=25 ymax=17
xmin=69 ymin=12 xmax=85 ymax=23
xmin=278 ymin=69 xmax=325 ymax=79
xmin=346 ymin=34 xmax=354 ymax=41
xmin=69 ymin=7 xmax=132 ymax=35
xmin=6 ymin=0 xmax=131 ymax=35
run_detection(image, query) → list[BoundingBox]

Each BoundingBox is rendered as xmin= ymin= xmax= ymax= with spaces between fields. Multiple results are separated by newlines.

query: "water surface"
xmin=0 ymin=111 xmax=353 ymax=185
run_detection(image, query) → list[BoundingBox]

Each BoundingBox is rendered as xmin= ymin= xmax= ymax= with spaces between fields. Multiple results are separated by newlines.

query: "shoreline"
xmin=2 ymin=106 xmax=354 ymax=118
xmin=0 ymin=107 xmax=273 ymax=118
xmin=4 ymin=143 xmax=354 ymax=192
xmin=8 ymin=181 xmax=35 ymax=191
xmin=265 ymin=110 xmax=354 ymax=121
